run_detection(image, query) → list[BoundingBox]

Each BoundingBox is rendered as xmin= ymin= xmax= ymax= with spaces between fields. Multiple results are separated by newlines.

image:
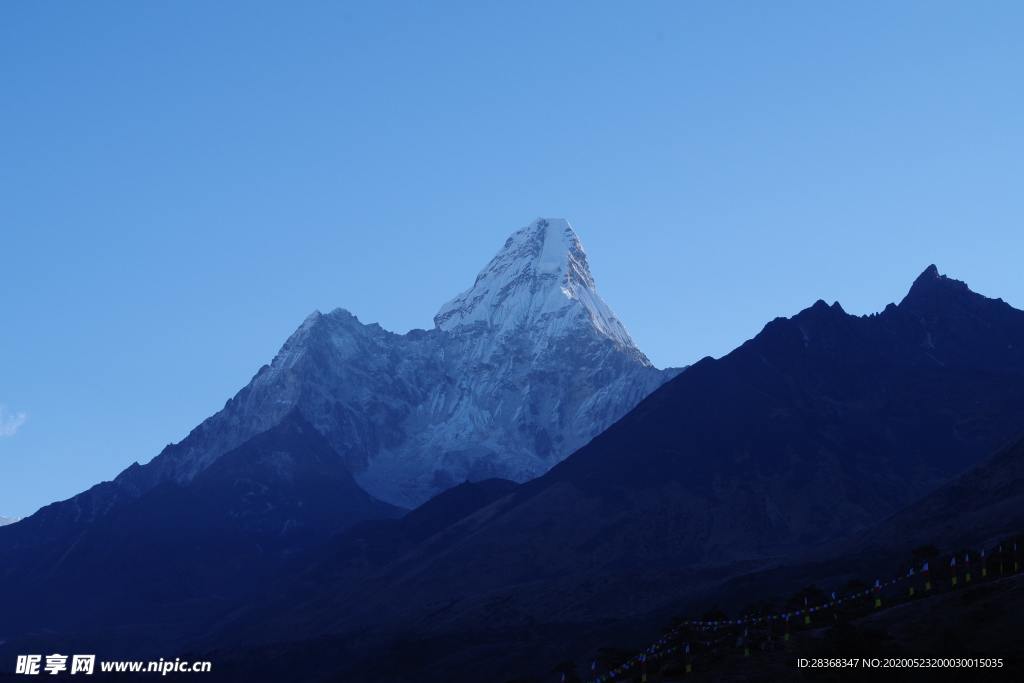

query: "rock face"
xmin=124 ymin=218 xmax=677 ymax=507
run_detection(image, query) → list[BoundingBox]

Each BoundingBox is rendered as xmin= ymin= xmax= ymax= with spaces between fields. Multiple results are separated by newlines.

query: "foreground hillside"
xmin=622 ymin=572 xmax=1024 ymax=683
xmin=561 ymin=431 xmax=1024 ymax=683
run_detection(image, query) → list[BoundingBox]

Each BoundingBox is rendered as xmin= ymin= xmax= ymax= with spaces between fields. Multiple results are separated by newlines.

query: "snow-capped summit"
xmin=435 ymin=218 xmax=639 ymax=354
xmin=113 ymin=219 xmax=679 ymax=507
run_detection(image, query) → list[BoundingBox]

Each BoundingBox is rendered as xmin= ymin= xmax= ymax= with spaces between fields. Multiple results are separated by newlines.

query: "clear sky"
xmin=2 ymin=1 xmax=1023 ymax=518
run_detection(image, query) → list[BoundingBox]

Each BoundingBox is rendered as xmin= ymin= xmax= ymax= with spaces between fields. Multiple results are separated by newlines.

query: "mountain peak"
xmin=900 ymin=264 xmax=971 ymax=309
xmin=433 ymin=218 xmax=638 ymax=351
xmin=916 ymin=263 xmax=941 ymax=282
xmin=461 ymin=217 xmax=590 ymax=288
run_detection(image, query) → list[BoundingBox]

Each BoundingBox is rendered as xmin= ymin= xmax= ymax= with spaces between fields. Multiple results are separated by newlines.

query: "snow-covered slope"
xmin=0 ymin=516 xmax=18 ymax=527
xmin=120 ymin=219 xmax=679 ymax=507
xmin=435 ymin=219 xmax=638 ymax=351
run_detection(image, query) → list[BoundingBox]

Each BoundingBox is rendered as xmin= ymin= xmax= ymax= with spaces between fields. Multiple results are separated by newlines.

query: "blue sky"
xmin=2 ymin=1 xmax=1023 ymax=517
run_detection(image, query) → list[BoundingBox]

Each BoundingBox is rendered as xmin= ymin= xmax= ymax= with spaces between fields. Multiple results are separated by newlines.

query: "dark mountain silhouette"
xmin=199 ymin=266 xmax=1024 ymax=682
xmin=0 ymin=413 xmax=399 ymax=653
